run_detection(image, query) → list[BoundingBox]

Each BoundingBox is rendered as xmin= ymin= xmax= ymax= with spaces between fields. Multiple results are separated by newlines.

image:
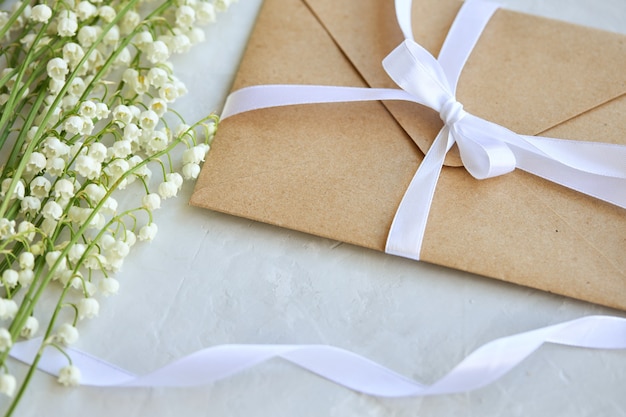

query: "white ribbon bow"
xmin=222 ymin=0 xmax=626 ymax=260
xmin=384 ymin=39 xmax=518 ymax=180
xmin=381 ymin=0 xmax=626 ymax=260
xmin=383 ymin=36 xmax=522 ymax=258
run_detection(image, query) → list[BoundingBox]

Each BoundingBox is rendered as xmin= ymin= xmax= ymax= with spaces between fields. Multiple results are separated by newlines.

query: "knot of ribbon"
xmin=440 ymin=98 xmax=466 ymax=126
xmin=382 ymin=38 xmax=518 ymax=182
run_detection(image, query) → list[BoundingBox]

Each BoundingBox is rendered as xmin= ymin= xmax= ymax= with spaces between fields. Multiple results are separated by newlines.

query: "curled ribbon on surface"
xmin=221 ymin=0 xmax=626 ymax=261
xmin=9 ymin=316 xmax=626 ymax=395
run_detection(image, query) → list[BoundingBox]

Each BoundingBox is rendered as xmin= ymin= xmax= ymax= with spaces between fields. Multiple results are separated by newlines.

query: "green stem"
xmin=0 ymin=42 xmax=58 ymax=153
xmin=0 ymin=18 xmax=52 ymax=143
xmin=3 ymin=122 xmax=186 ymax=359
xmin=4 ymin=283 xmax=72 ymax=417
xmin=0 ymin=0 xmax=217 ymax=415
xmin=2 ymin=85 xmax=49 ymax=177
xmin=0 ymin=0 xmax=144 ymax=220
xmin=78 ymin=0 xmax=175 ymax=104
xmin=0 ymin=1 xmax=29 ymax=41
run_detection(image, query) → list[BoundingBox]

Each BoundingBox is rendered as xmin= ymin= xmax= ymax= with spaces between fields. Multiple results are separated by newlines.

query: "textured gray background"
xmin=6 ymin=1 xmax=626 ymax=416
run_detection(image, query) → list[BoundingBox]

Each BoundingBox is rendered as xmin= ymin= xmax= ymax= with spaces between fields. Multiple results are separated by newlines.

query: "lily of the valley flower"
xmin=55 ymin=323 xmax=79 ymax=345
xmin=30 ymin=4 xmax=52 ymax=23
xmin=0 ymin=329 xmax=12 ymax=352
xmin=57 ymin=365 xmax=81 ymax=387
xmin=77 ymin=298 xmax=100 ymax=320
xmin=0 ymin=0 xmax=232 ymax=412
xmin=19 ymin=317 xmax=39 ymax=339
xmin=0 ymin=374 xmax=16 ymax=397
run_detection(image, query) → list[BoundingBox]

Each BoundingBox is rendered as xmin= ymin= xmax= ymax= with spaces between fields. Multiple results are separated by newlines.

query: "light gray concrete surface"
xmin=6 ymin=1 xmax=626 ymax=416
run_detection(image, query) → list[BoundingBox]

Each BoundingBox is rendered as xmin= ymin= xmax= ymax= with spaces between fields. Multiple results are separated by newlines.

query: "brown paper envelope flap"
xmin=304 ymin=0 xmax=626 ymax=159
xmin=192 ymin=0 xmax=423 ymax=250
xmin=192 ymin=0 xmax=626 ymax=310
xmin=459 ymin=9 xmax=626 ymax=136
xmin=229 ymin=0 xmax=369 ymax=90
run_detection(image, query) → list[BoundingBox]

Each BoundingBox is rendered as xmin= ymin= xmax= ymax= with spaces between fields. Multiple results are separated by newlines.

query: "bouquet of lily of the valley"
xmin=0 ymin=0 xmax=231 ymax=414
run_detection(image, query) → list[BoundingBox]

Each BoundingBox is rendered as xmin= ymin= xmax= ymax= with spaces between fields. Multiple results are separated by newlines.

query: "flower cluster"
xmin=0 ymin=0 xmax=231 ymax=413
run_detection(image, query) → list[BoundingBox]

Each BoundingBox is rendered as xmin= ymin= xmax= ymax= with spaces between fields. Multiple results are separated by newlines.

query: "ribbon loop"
xmin=454 ymin=117 xmax=518 ymax=179
xmin=383 ymin=40 xmax=454 ymax=110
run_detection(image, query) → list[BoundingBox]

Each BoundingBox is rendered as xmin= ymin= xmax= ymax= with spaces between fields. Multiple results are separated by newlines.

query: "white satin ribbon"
xmin=10 ymin=316 xmax=626 ymax=395
xmin=221 ymin=0 xmax=626 ymax=261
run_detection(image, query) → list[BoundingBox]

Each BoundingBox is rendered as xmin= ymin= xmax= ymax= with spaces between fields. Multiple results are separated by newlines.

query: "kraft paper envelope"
xmin=191 ymin=0 xmax=626 ymax=310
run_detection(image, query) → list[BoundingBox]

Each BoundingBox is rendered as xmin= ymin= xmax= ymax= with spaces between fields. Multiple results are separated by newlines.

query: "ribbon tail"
xmin=509 ymin=141 xmax=626 ymax=209
xmin=521 ymin=135 xmax=626 ymax=178
xmin=385 ymin=127 xmax=453 ymax=260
